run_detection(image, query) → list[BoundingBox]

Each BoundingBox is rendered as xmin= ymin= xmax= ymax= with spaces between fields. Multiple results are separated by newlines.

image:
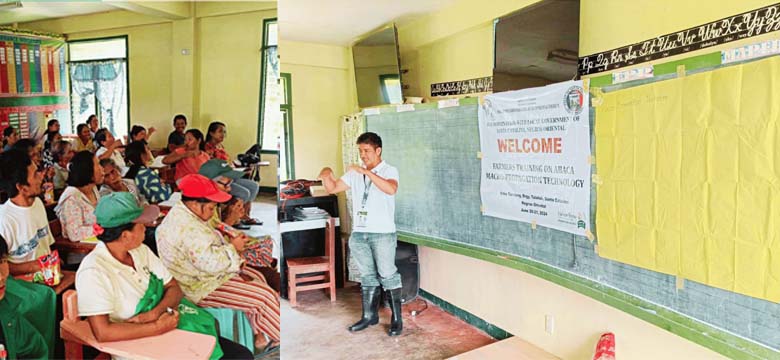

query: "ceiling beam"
xmin=104 ymin=1 xmax=191 ymax=20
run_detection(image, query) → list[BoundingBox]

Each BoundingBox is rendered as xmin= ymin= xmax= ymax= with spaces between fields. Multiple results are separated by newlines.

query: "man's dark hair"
xmin=94 ymin=128 xmax=110 ymax=148
xmin=173 ymin=114 xmax=187 ymax=124
xmin=186 ymin=129 xmax=205 ymax=151
xmin=12 ymin=138 xmax=37 ymax=154
xmin=356 ymin=132 xmax=382 ymax=149
xmin=67 ymin=151 xmax=96 ymax=187
xmin=76 ymin=123 xmax=89 ymax=134
xmin=0 ymin=233 xmax=7 ymax=258
xmin=0 ymin=149 xmax=33 ymax=198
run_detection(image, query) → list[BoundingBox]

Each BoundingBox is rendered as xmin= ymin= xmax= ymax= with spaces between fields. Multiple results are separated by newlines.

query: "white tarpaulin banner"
xmin=478 ymin=80 xmax=591 ymax=236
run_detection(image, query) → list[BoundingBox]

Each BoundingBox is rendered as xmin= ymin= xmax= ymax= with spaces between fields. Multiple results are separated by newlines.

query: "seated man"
xmin=0 ymin=149 xmax=54 ymax=275
xmin=0 ymin=236 xmax=49 ymax=359
xmin=156 ymin=174 xmax=280 ymax=350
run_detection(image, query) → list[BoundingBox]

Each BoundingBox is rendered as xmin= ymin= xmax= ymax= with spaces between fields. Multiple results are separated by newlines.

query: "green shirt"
xmin=0 ymin=280 xmax=50 ymax=359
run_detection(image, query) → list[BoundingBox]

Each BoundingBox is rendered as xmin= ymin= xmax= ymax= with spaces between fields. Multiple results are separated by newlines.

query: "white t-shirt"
xmin=341 ymin=161 xmax=399 ymax=233
xmin=96 ymin=147 xmax=127 ymax=169
xmin=0 ymin=197 xmax=53 ymax=263
xmin=76 ymin=242 xmax=173 ymax=322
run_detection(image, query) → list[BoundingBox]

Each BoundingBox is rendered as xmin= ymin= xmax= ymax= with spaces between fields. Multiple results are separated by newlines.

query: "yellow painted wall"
xmin=421 ymin=247 xmax=726 ymax=359
xmin=387 ymin=0 xmax=780 ymax=358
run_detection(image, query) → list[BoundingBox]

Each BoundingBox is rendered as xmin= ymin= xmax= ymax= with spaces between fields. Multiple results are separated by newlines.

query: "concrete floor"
xmin=281 ymin=284 xmax=496 ymax=360
xmin=248 ymin=193 xmax=281 ymax=359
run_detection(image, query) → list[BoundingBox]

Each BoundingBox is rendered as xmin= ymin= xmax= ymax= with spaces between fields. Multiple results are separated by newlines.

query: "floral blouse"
xmin=54 ymin=186 xmax=100 ymax=242
xmin=204 ymin=142 xmax=229 ymax=162
xmin=155 ymin=202 xmax=242 ymax=303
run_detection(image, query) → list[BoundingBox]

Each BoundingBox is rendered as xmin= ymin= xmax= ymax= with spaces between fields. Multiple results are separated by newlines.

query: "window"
xmin=257 ymin=19 xmax=291 ymax=179
xmin=67 ymin=36 xmax=128 ymax=138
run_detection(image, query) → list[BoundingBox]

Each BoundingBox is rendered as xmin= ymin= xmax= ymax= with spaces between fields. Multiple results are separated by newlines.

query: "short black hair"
xmin=67 ymin=151 xmax=96 ymax=187
xmin=130 ymin=125 xmax=146 ymax=141
xmin=12 ymin=138 xmax=37 ymax=154
xmin=3 ymin=126 xmax=15 ymax=137
xmin=185 ymin=129 xmax=205 ymax=151
xmin=47 ymin=119 xmax=59 ymax=128
xmin=76 ymin=123 xmax=89 ymax=134
xmin=94 ymin=128 xmax=110 ymax=147
xmin=0 ymin=233 xmax=7 ymax=259
xmin=0 ymin=149 xmax=33 ymax=198
xmin=97 ymin=222 xmax=136 ymax=243
xmin=87 ymin=114 xmax=97 ymax=124
xmin=173 ymin=114 xmax=187 ymax=124
xmin=356 ymin=132 xmax=382 ymax=149
xmin=181 ymin=195 xmax=214 ymax=203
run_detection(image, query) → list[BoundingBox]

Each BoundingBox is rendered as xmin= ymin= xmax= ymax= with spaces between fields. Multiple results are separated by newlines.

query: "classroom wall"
xmin=390 ymin=0 xmax=780 ymax=358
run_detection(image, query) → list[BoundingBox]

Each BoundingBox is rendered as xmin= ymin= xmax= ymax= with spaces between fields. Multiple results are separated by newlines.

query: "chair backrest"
xmin=49 ymin=219 xmax=63 ymax=238
xmin=325 ymin=217 xmax=336 ymax=266
xmin=63 ymin=289 xmax=79 ymax=321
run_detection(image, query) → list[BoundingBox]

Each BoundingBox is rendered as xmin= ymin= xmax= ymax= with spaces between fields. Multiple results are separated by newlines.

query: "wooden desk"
xmin=278 ymin=195 xmax=344 ymax=299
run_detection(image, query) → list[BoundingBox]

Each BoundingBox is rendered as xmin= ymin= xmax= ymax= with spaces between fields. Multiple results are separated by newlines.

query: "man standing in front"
xmin=319 ymin=132 xmax=403 ymax=336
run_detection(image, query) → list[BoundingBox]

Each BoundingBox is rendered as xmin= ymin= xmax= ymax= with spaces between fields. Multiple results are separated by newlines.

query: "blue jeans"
xmin=349 ymin=232 xmax=402 ymax=290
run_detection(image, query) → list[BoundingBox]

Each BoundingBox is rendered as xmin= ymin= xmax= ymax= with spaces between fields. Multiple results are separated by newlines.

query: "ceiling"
xmin=495 ymin=0 xmax=580 ymax=82
xmin=279 ymin=0 xmax=461 ymax=46
xmin=0 ymin=2 xmax=116 ymax=25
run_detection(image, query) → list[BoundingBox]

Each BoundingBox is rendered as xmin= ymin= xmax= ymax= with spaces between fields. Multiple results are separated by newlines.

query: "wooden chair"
xmin=61 ymin=290 xmax=216 ymax=360
xmin=49 ymin=219 xmax=96 ymax=257
xmin=286 ymin=217 xmax=337 ymax=307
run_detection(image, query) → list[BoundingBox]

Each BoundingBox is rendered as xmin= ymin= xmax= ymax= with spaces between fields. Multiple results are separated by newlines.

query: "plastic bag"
xmin=135 ymin=273 xmax=224 ymax=360
xmin=34 ymin=250 xmax=61 ymax=286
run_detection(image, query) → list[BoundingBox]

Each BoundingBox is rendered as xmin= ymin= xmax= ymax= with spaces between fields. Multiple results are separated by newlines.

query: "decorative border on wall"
xmin=431 ymin=76 xmax=493 ymax=96
xmin=579 ymin=2 xmax=780 ymax=75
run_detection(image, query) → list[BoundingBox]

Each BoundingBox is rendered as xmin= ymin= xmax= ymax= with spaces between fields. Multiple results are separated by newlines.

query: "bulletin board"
xmin=0 ymin=29 xmax=69 ymax=141
xmin=595 ymin=55 xmax=780 ymax=303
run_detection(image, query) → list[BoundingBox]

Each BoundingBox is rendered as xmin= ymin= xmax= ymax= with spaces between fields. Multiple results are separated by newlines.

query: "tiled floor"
xmin=281 ymin=283 xmax=496 ymax=360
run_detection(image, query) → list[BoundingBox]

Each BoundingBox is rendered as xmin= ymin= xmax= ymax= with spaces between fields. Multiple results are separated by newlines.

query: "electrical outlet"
xmin=545 ymin=315 xmax=555 ymax=335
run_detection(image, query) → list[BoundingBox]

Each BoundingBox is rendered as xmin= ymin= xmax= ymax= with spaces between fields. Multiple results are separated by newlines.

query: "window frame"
xmin=257 ymin=17 xmax=278 ymax=149
xmin=66 ymin=35 xmax=130 ymax=136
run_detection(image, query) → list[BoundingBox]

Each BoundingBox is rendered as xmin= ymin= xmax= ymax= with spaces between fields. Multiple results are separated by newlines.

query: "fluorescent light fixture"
xmin=0 ymin=1 xmax=22 ymax=11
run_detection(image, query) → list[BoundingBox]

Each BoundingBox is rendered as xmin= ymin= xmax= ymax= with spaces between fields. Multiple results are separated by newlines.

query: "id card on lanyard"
xmin=356 ymin=174 xmax=372 ymax=228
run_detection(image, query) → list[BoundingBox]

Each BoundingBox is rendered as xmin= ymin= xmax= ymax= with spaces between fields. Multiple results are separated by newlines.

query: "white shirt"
xmin=76 ymin=242 xmax=173 ymax=322
xmin=96 ymin=147 xmax=127 ymax=170
xmin=0 ymin=197 xmax=53 ymax=263
xmin=341 ymin=161 xmax=399 ymax=233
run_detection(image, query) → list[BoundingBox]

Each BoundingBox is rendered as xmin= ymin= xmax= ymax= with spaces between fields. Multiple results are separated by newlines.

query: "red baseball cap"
xmin=178 ymin=174 xmax=232 ymax=203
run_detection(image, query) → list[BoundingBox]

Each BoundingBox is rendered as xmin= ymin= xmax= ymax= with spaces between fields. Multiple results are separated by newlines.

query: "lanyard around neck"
xmin=361 ymin=173 xmax=372 ymax=209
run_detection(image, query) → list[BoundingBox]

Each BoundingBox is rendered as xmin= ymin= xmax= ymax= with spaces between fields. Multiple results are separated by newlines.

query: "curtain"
xmin=69 ymin=60 xmax=127 ymax=137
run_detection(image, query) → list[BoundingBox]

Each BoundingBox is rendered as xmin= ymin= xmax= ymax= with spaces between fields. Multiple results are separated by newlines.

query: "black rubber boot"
xmin=388 ymin=288 xmax=403 ymax=336
xmin=348 ymin=286 xmax=380 ymax=332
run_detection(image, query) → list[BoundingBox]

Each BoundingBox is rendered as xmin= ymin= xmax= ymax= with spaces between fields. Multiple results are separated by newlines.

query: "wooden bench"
xmin=49 ymin=219 xmax=97 ymax=256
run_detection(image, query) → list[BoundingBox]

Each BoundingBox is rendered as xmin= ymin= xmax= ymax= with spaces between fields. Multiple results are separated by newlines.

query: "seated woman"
xmin=125 ymin=141 xmax=172 ymax=204
xmin=86 ymin=115 xmax=99 ymax=139
xmin=55 ymin=151 xmax=104 ymax=242
xmin=204 ymin=122 xmax=261 ymax=226
xmin=130 ymin=125 xmax=156 ymax=144
xmin=156 ymin=174 xmax=280 ymax=350
xmin=75 ymin=193 xmax=252 ymax=359
xmin=99 ymin=158 xmax=147 ymax=207
xmin=74 ymin=123 xmax=96 ymax=153
xmin=52 ymin=140 xmax=73 ymax=191
xmin=3 ymin=126 xmax=19 ymax=152
xmin=163 ymin=129 xmax=210 ymax=181
xmin=42 ymin=130 xmax=61 ymax=169
xmin=94 ymin=128 xmax=126 ymax=170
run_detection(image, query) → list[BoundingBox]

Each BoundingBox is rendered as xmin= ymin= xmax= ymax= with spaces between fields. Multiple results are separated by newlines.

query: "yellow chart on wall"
xmin=595 ymin=56 xmax=780 ymax=302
